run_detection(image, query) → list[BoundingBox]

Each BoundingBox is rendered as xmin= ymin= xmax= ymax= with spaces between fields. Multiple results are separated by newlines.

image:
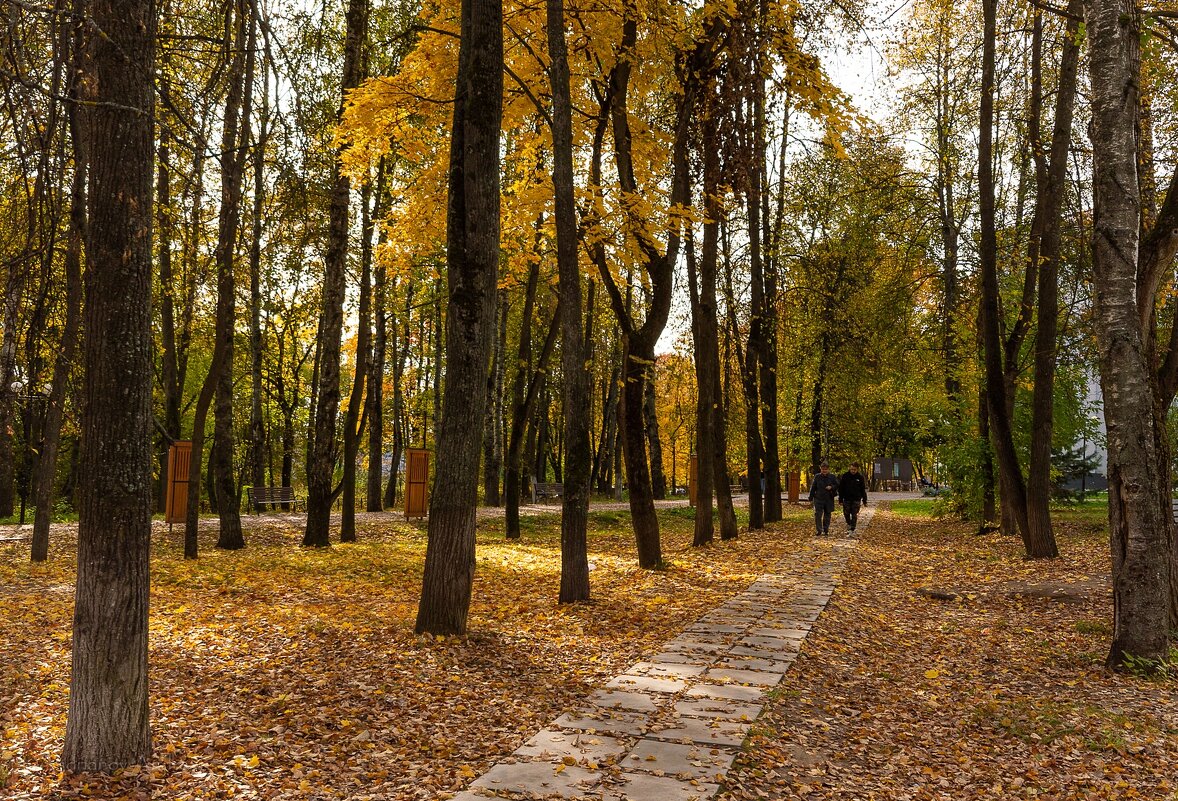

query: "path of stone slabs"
xmin=452 ymin=508 xmax=872 ymax=801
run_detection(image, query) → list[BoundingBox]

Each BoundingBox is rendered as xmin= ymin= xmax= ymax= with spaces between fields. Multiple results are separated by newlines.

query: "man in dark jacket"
xmin=808 ymin=461 xmax=839 ymax=535
xmin=838 ymin=462 xmax=869 ymax=534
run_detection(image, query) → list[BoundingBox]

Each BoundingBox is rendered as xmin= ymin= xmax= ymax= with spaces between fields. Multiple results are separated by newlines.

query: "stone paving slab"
xmin=552 ymin=710 xmax=649 ymax=736
xmin=599 ymin=772 xmax=718 ymax=801
xmin=470 ymin=761 xmax=601 ymax=797
xmin=515 ymin=729 xmax=629 ymax=763
xmin=587 ymin=689 xmax=661 ymax=713
xmin=628 ymin=661 xmax=708 ymax=680
xmin=672 ymin=697 xmax=762 ymax=721
xmin=605 ymin=674 xmax=688 ymax=694
xmin=621 ymin=739 xmax=737 ymax=780
xmin=456 ymin=506 xmax=875 ymax=799
xmin=645 ymin=717 xmax=749 ymax=747
xmin=684 ymin=683 xmax=765 ymax=702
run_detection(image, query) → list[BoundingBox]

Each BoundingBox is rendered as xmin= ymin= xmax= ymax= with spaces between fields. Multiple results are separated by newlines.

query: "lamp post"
xmin=9 ymin=378 xmax=50 ymax=526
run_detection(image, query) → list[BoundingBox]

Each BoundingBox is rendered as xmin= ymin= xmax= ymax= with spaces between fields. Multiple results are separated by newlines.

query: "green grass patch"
xmin=888 ymin=499 xmax=938 ymax=518
xmin=1051 ymin=498 xmax=1109 ymax=526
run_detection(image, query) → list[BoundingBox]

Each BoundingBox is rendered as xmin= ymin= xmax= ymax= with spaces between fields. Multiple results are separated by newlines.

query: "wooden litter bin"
xmin=405 ymin=448 xmax=430 ymax=520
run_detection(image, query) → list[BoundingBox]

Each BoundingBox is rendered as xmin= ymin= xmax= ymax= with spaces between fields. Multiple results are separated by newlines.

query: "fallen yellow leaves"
xmin=0 ymin=505 xmax=810 ymax=799
xmin=717 ymin=505 xmax=1178 ymax=801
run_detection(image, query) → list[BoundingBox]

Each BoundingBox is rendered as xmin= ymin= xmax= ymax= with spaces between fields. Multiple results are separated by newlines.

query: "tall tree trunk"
xmin=247 ymin=20 xmax=268 ymax=511
xmin=1027 ymin=1 xmax=1081 ymax=558
xmin=385 ymin=286 xmax=411 ymax=509
xmin=341 ymin=176 xmax=375 ymax=542
xmin=742 ymin=88 xmax=765 ymax=530
xmin=31 ymin=15 xmax=85 ymax=562
xmin=61 ymin=0 xmax=155 ymax=770
xmin=304 ymin=0 xmax=368 ymax=547
xmin=367 ymin=164 xmax=388 ymax=512
xmin=699 ymin=114 xmax=737 ymax=541
xmin=688 ymin=228 xmax=715 ymax=547
xmin=482 ymin=291 xmax=506 ymax=505
xmin=0 ymin=262 xmax=19 ymax=519
xmin=505 ymin=256 xmax=539 ymax=538
xmin=415 ymin=0 xmax=502 ymax=635
xmin=979 ymin=0 xmax=1034 ymax=552
xmin=212 ymin=0 xmax=254 ymax=551
xmin=157 ymin=113 xmax=181 ymax=514
xmin=1087 ymin=0 xmax=1171 ymax=667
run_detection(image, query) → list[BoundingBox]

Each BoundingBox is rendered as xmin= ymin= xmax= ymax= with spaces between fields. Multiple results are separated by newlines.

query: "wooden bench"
xmin=531 ymin=481 xmax=563 ymax=504
xmin=248 ymin=486 xmax=302 ymax=513
xmin=730 ymin=484 xmax=745 ymax=495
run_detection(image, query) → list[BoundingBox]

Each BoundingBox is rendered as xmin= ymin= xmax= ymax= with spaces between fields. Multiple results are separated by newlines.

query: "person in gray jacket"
xmin=808 ymin=461 xmax=839 ymax=535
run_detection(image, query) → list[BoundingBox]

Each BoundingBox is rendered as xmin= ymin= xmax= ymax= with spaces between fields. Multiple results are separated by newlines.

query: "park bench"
xmin=730 ymin=484 xmax=745 ymax=495
xmin=247 ymin=486 xmax=303 ymax=513
xmin=531 ymin=481 xmax=563 ymax=504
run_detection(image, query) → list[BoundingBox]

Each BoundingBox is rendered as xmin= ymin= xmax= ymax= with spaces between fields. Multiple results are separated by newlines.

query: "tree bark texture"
xmin=414 ymin=0 xmax=502 ymax=635
xmin=1086 ymin=0 xmax=1171 ymax=667
xmin=62 ymin=0 xmax=155 ymax=770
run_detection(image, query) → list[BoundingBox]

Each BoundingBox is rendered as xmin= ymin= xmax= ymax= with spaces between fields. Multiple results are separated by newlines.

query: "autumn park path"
xmin=449 ymin=507 xmax=875 ymax=801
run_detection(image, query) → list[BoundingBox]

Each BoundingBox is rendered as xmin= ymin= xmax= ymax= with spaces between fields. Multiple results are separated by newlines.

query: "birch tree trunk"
xmin=1087 ymin=0 xmax=1171 ymax=667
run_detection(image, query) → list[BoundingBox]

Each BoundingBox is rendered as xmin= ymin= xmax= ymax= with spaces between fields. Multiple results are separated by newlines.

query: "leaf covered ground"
xmin=719 ymin=504 xmax=1178 ymax=801
xmin=0 ymin=504 xmax=809 ymax=800
xmin=3 ymin=502 xmax=1176 ymax=801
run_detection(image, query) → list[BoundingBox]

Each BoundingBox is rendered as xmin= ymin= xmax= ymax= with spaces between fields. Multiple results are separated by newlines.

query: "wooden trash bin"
xmin=405 ymin=448 xmax=430 ymax=520
xmin=165 ymin=441 xmax=192 ymax=524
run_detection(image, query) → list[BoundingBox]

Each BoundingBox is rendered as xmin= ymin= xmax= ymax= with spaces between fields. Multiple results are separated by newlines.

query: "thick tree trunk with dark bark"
xmin=1087 ymin=0 xmax=1171 ymax=667
xmin=62 ymin=0 xmax=155 ymax=770
xmin=415 ymin=0 xmax=502 ymax=635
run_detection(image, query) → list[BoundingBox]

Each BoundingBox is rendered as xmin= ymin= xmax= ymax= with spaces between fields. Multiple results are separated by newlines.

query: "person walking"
xmin=808 ymin=460 xmax=839 ymax=536
xmin=838 ymin=461 xmax=869 ymax=534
